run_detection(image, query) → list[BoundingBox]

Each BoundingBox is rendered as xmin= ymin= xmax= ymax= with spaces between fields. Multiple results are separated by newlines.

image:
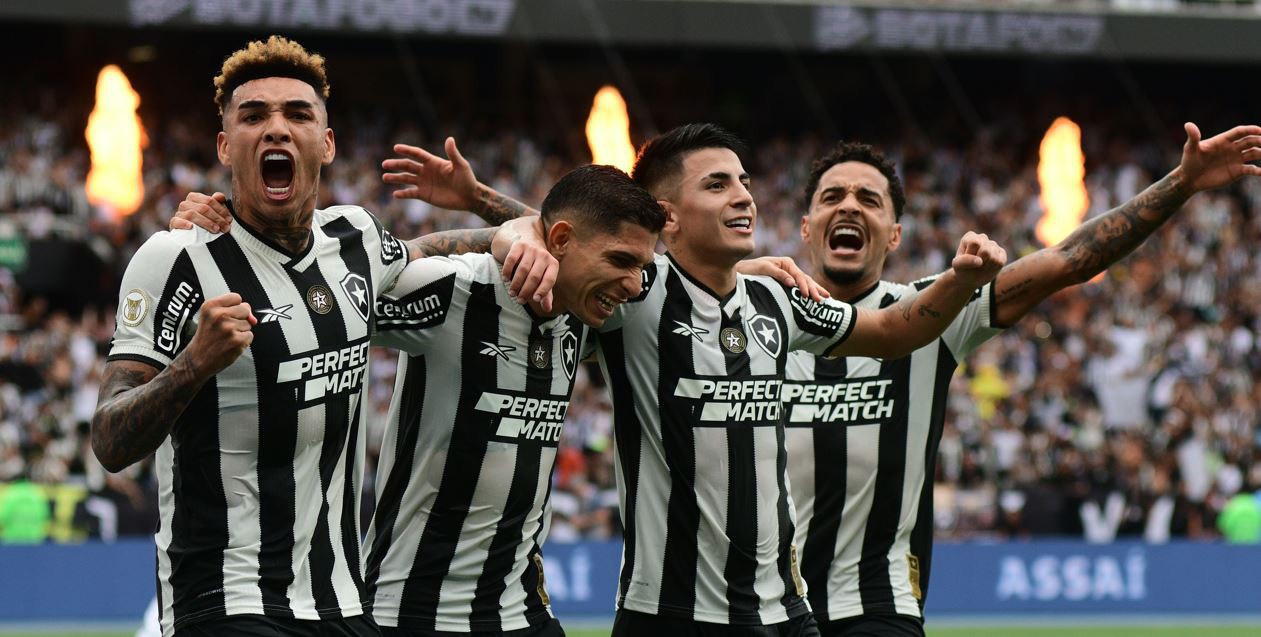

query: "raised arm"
xmin=992 ymin=122 xmax=1261 ymax=327
xmin=92 ymin=294 xmax=255 ymax=472
xmin=830 ymin=231 xmax=1007 ymax=359
xmin=382 ymin=137 xmax=538 ymax=224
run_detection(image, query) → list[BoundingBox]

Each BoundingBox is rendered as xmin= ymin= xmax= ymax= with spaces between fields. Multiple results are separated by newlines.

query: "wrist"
xmin=1166 ymin=166 xmax=1195 ymax=199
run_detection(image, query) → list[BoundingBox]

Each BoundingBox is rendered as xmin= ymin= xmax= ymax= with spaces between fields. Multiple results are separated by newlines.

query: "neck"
xmin=234 ymin=200 xmax=314 ymax=256
xmin=526 ymin=297 xmax=563 ymax=319
xmin=819 ymin=265 xmax=884 ymax=303
xmin=666 ymin=241 xmax=739 ymax=297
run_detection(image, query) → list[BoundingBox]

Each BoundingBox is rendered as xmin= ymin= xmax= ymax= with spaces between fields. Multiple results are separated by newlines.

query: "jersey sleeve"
xmin=597 ymin=253 xmax=665 ymax=333
xmin=782 ymin=285 xmax=857 ymax=356
xmin=108 ymin=232 xmax=206 ymax=370
xmin=371 ymin=256 xmax=469 ymax=355
xmin=909 ymin=273 xmax=1002 ymax=359
xmin=364 ymin=208 xmax=410 ymax=295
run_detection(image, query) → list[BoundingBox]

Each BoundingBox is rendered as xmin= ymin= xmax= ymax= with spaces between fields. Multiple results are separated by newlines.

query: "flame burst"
xmin=1036 ymin=117 xmax=1089 ymax=247
xmin=585 ymin=86 xmax=635 ymax=174
xmin=86 ymin=65 xmax=147 ymax=218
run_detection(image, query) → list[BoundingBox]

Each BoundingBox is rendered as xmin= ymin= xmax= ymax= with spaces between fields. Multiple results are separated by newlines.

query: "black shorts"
xmin=379 ymin=617 xmax=564 ymax=637
xmin=176 ymin=613 xmax=381 ymax=636
xmin=611 ymin=609 xmax=819 ymax=637
xmin=817 ymin=615 xmax=924 ymax=637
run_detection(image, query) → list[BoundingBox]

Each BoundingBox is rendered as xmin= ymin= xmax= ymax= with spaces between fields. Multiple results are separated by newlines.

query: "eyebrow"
xmin=237 ymin=99 xmax=316 ymax=111
xmin=702 ymin=171 xmax=750 ymax=182
xmin=820 ymin=185 xmax=883 ymax=200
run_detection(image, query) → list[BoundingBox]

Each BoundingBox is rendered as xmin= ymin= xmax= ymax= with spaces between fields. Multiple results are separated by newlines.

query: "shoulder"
xmin=315 ymin=204 xmax=376 ymax=227
xmin=129 ymin=228 xmax=207 ymax=266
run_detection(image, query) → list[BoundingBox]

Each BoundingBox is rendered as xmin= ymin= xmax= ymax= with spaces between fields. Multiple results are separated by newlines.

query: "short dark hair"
xmin=541 ymin=165 xmax=666 ymax=236
xmin=215 ymin=36 xmax=330 ymax=118
xmin=804 ymin=141 xmax=906 ymax=220
xmin=631 ymin=123 xmax=749 ymax=197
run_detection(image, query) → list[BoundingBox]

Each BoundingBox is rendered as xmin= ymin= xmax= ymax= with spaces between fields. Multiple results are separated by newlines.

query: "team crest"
xmin=306 ymin=284 xmax=334 ymax=315
xmin=720 ymin=327 xmax=746 ymax=354
xmin=747 ymin=314 xmax=782 ymax=358
xmin=530 ymin=339 xmax=552 ymax=369
xmin=340 ymin=272 xmax=370 ymax=322
xmin=560 ymin=331 xmax=579 ymax=380
xmin=120 ymin=289 xmax=149 ymax=327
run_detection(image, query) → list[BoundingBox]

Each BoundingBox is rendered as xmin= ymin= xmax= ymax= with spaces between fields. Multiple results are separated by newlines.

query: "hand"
xmin=735 ymin=256 xmax=830 ymax=301
xmin=950 ymin=231 xmax=1006 ymax=289
xmin=382 ymin=137 xmax=480 ymax=211
xmin=1178 ymin=123 xmax=1261 ymax=194
xmin=500 ymin=226 xmax=558 ymax=312
xmin=182 ymin=293 xmax=256 ymax=379
xmin=171 ymin=192 xmax=232 ymax=233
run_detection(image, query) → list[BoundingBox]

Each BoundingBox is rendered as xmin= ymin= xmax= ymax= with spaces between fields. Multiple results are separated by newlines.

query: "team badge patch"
xmin=560 ymin=331 xmax=579 ymax=380
xmin=747 ymin=314 xmax=782 ymax=358
xmin=380 ymin=227 xmax=405 ymax=264
xmin=340 ymin=272 xmax=370 ymax=322
xmin=529 ymin=338 xmax=552 ymax=369
xmin=720 ymin=327 xmax=746 ymax=354
xmin=306 ymin=285 xmax=334 ymax=315
xmin=120 ymin=289 xmax=149 ymax=327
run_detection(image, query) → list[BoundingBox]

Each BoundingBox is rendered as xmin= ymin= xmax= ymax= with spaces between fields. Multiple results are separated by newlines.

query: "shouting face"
xmin=801 ymin=161 xmax=901 ymax=288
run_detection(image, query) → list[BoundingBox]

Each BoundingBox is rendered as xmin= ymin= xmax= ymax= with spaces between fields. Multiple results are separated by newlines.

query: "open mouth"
xmin=260 ymin=151 xmax=295 ymax=200
xmin=724 ymin=217 xmax=753 ymax=232
xmin=829 ymin=225 xmax=865 ymax=253
xmin=594 ymin=292 xmax=621 ymax=314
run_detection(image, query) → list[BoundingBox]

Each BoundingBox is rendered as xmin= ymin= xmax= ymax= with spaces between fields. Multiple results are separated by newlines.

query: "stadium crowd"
xmin=1 ymin=90 xmax=1259 ymax=544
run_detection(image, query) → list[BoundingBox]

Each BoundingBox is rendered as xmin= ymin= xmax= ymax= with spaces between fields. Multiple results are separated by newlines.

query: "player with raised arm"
xmin=782 ymin=124 xmax=1261 ymax=637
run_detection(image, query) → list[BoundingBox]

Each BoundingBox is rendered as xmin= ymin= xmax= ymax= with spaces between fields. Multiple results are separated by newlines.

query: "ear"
xmin=322 ymin=127 xmax=336 ymax=165
xmin=547 ymin=219 xmax=575 ymax=257
xmin=660 ymin=199 xmax=680 ymax=236
xmin=217 ymin=131 xmax=230 ymax=166
xmin=888 ymin=221 xmax=902 ymax=252
xmin=800 ymin=214 xmax=811 ymax=242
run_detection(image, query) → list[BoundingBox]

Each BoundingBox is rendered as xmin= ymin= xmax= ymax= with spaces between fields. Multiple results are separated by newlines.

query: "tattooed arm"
xmin=992 ymin=123 xmax=1261 ymax=327
xmin=92 ymin=293 xmax=255 ymax=473
xmin=404 ymin=228 xmax=498 ymax=260
xmin=382 ymin=137 xmax=538 ymax=224
xmin=831 ymin=232 xmax=1007 ymax=358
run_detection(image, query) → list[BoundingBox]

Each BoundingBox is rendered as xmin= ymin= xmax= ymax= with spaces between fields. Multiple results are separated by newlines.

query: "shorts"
xmin=379 ymin=618 xmax=565 ymax=637
xmin=176 ymin=613 xmax=381 ymax=636
xmin=817 ymin=614 xmax=924 ymax=637
xmin=611 ymin=609 xmax=820 ymax=637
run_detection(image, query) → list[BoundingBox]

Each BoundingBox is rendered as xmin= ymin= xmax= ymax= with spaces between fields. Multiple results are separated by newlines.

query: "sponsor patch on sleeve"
xmin=789 ymin=287 xmax=850 ymax=336
xmin=375 ymin=272 xmax=456 ymax=331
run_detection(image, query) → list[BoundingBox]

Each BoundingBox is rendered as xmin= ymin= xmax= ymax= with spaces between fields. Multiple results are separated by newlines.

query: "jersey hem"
xmin=820 ymin=603 xmax=923 ymax=622
xmin=168 ymin=602 xmax=367 ymax=634
xmin=619 ymin=596 xmax=805 ymax=626
xmin=379 ymin=607 xmax=554 ymax=632
xmin=107 ymin=349 xmax=171 ymax=370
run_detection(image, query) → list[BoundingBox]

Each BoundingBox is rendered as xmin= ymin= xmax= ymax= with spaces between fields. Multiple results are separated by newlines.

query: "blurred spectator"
xmin=0 ymin=473 xmax=50 ymax=543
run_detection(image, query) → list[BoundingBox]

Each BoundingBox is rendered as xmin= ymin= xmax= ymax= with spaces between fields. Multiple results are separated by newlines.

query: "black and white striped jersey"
xmin=107 ymin=206 xmax=409 ymax=636
xmin=594 ymin=253 xmax=857 ymax=625
xmin=364 ymin=253 xmax=591 ymax=633
xmin=784 ymin=277 xmax=1000 ymax=622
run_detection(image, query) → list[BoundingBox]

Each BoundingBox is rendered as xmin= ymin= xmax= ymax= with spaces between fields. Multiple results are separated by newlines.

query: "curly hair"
xmin=213 ymin=36 xmax=330 ymax=117
xmin=804 ymin=141 xmax=906 ymax=220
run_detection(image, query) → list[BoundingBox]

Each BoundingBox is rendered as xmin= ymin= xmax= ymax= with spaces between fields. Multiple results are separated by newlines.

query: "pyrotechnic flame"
xmin=1036 ymin=117 xmax=1089 ymax=247
xmin=585 ymin=86 xmax=635 ymax=174
xmin=86 ymin=65 xmax=147 ymax=218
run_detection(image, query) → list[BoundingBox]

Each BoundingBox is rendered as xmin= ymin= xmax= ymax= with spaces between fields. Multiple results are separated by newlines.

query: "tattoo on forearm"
xmin=472 ymin=186 xmax=532 ymax=225
xmin=995 ymin=273 xmax=1036 ymax=305
xmin=410 ymin=228 xmax=497 ymax=257
xmin=1060 ymin=172 xmax=1189 ymax=281
xmin=92 ymin=357 xmax=206 ymax=470
xmin=898 ymin=294 xmax=915 ymax=321
xmin=917 ymin=304 xmax=942 ymax=319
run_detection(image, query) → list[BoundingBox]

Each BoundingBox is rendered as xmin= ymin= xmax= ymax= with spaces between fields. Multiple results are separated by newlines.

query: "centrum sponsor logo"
xmin=156 ymin=281 xmax=200 ymax=357
xmin=782 ymin=378 xmax=895 ymax=425
xmin=276 ymin=338 xmax=370 ymax=404
xmin=476 ymin=391 xmax=569 ymax=446
xmin=674 ymin=377 xmax=783 ymax=425
xmin=790 ymin=287 xmax=847 ymax=332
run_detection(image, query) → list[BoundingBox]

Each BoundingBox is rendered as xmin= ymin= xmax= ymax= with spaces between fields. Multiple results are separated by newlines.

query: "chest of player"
xmin=782 ymin=354 xmax=911 ymax=429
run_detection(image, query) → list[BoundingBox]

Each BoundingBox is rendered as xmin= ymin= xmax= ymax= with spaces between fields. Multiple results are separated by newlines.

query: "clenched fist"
xmin=950 ymin=231 xmax=1007 ymax=289
xmin=182 ymin=293 xmax=256 ymax=378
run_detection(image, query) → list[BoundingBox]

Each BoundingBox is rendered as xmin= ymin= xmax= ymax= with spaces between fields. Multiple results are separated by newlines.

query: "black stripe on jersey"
xmin=599 ymin=329 xmax=643 ymax=607
xmin=718 ymin=306 xmax=759 ymax=622
xmin=398 ymin=281 xmax=500 ymax=630
xmin=469 ymin=317 xmax=561 ymax=629
xmin=325 ymin=216 xmax=375 ymax=604
xmin=801 ymin=356 xmax=850 ymax=623
xmin=151 ymin=250 xmax=205 ymax=361
xmin=208 ymin=235 xmax=296 ymax=618
xmin=909 ymin=344 xmax=958 ymax=610
xmin=284 ymin=258 xmax=352 ymax=618
xmin=745 ymin=281 xmax=805 ymax=616
xmin=857 ymin=355 xmax=913 ymax=615
xmin=365 ymin=354 xmax=426 ymax=603
xmin=655 ymin=269 xmax=701 ymax=616
xmin=168 ymin=374 xmax=225 ymax=624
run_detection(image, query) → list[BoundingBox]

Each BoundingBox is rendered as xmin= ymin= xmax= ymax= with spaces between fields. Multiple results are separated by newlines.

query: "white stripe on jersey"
xmin=108 ymin=205 xmax=407 ymax=636
xmin=785 ymin=277 xmax=1000 ymax=622
xmin=365 ymin=253 xmax=587 ymax=633
xmin=595 ymin=253 xmax=856 ymax=625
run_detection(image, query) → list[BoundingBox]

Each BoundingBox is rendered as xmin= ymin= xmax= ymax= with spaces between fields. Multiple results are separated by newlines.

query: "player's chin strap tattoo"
xmin=1059 ymin=170 xmax=1191 ymax=281
xmin=404 ymin=227 xmax=499 ymax=260
xmin=91 ymin=357 xmax=210 ymax=473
